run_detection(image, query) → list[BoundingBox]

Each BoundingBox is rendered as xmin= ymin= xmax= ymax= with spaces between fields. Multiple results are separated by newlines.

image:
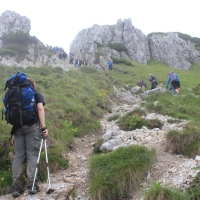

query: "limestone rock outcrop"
xmin=70 ymin=19 xmax=200 ymax=70
xmin=70 ymin=18 xmax=150 ymax=70
xmin=0 ymin=10 xmax=200 ymax=71
xmin=0 ymin=10 xmax=31 ymax=37
xmin=149 ymin=32 xmax=200 ymax=70
xmin=0 ymin=10 xmax=71 ymax=70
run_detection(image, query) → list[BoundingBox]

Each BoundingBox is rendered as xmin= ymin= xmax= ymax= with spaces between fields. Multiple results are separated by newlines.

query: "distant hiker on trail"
xmin=166 ymin=71 xmax=180 ymax=94
xmin=3 ymin=74 xmax=48 ymax=198
xmin=149 ymin=73 xmax=158 ymax=89
xmin=79 ymin=59 xmax=82 ymax=66
xmin=74 ymin=59 xmax=79 ymax=68
xmin=52 ymin=46 xmax=58 ymax=54
xmin=69 ymin=52 xmax=74 ymax=64
xmin=82 ymin=60 xmax=86 ymax=66
xmin=63 ymin=51 xmax=68 ymax=60
xmin=108 ymin=61 xmax=113 ymax=70
xmin=58 ymin=52 xmax=63 ymax=60
xmin=138 ymin=79 xmax=147 ymax=91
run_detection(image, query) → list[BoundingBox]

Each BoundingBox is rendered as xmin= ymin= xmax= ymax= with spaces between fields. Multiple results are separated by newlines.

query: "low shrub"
xmin=93 ymin=138 xmax=104 ymax=154
xmin=118 ymin=108 xmax=146 ymax=131
xmin=166 ymin=123 xmax=200 ymax=158
xmin=145 ymin=118 xmax=163 ymax=129
xmin=0 ymin=135 xmax=14 ymax=195
xmin=107 ymin=114 xmax=119 ymax=121
xmin=0 ymin=48 xmax=17 ymax=56
xmin=0 ymin=170 xmax=12 ymax=195
xmin=89 ymin=145 xmax=156 ymax=200
xmin=94 ymin=41 xmax=104 ymax=47
xmin=111 ymin=56 xmax=134 ymax=66
xmin=143 ymin=182 xmax=190 ymax=200
xmin=1 ymin=32 xmax=38 ymax=45
xmin=107 ymin=43 xmax=128 ymax=52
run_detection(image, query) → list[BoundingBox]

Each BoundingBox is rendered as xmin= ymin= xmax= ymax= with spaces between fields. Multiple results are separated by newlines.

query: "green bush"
xmin=1 ymin=32 xmax=38 ymax=45
xmin=107 ymin=43 xmax=128 ymax=52
xmin=94 ymin=41 xmax=104 ymax=47
xmin=192 ymin=83 xmax=200 ymax=95
xmin=0 ymin=135 xmax=13 ymax=195
xmin=111 ymin=56 xmax=134 ymax=66
xmin=143 ymin=182 xmax=190 ymax=200
xmin=118 ymin=108 xmax=146 ymax=131
xmin=145 ymin=118 xmax=163 ymax=129
xmin=93 ymin=138 xmax=104 ymax=154
xmin=0 ymin=48 xmax=17 ymax=56
xmin=107 ymin=114 xmax=119 ymax=121
xmin=89 ymin=145 xmax=155 ymax=200
xmin=0 ymin=170 xmax=12 ymax=195
xmin=166 ymin=123 xmax=200 ymax=158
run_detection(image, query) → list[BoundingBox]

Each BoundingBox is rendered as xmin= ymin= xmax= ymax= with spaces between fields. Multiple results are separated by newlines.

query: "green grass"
xmin=187 ymin=172 xmax=200 ymax=199
xmin=89 ymin=145 xmax=156 ymax=200
xmin=143 ymin=182 xmax=190 ymax=200
xmin=117 ymin=107 xmax=163 ymax=131
xmin=166 ymin=122 xmax=200 ymax=158
xmin=0 ymin=65 xmax=114 ymax=194
xmin=0 ymin=54 xmax=200 ymax=197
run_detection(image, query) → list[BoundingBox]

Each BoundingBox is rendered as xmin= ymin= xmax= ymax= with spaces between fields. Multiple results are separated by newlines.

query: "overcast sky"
xmin=0 ymin=0 xmax=199 ymax=53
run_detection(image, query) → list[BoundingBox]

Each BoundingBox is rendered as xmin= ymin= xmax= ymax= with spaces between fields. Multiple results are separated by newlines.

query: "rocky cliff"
xmin=70 ymin=18 xmax=150 ymax=70
xmin=70 ymin=19 xmax=200 ymax=70
xmin=0 ymin=10 xmax=71 ymax=70
xmin=0 ymin=10 xmax=200 ymax=71
xmin=149 ymin=32 xmax=200 ymax=70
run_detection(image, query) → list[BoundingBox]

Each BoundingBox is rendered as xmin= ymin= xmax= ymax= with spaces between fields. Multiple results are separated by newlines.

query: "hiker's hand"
xmin=41 ymin=127 xmax=48 ymax=137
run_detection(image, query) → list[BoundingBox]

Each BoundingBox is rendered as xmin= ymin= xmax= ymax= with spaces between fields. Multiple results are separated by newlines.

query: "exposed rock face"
xmin=70 ymin=18 xmax=150 ymax=70
xmin=0 ymin=10 xmax=30 ymax=37
xmin=70 ymin=19 xmax=200 ymax=70
xmin=0 ymin=10 xmax=72 ymax=70
xmin=149 ymin=32 xmax=200 ymax=70
xmin=0 ymin=10 xmax=200 ymax=71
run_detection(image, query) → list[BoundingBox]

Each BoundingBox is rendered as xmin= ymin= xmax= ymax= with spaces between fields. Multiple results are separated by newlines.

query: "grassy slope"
xmin=0 ymin=59 xmax=200 ymax=197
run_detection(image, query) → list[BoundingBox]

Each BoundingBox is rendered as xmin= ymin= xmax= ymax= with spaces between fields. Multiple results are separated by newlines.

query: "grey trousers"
xmin=12 ymin=122 xmax=41 ymax=192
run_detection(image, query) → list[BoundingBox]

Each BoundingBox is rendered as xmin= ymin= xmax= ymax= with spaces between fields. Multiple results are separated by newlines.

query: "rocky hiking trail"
xmin=1 ymin=89 xmax=200 ymax=200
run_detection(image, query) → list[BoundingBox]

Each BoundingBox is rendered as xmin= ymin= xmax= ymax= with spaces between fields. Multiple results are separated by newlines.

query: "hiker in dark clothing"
xmin=138 ymin=79 xmax=147 ymax=91
xmin=79 ymin=60 xmax=82 ymax=66
xmin=69 ymin=52 xmax=74 ymax=64
xmin=10 ymin=78 xmax=48 ymax=198
xmin=149 ymin=73 xmax=158 ymax=89
xmin=63 ymin=52 xmax=68 ymax=60
xmin=58 ymin=52 xmax=63 ymax=60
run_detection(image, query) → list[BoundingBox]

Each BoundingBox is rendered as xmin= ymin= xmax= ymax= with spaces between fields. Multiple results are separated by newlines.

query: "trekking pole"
xmin=44 ymin=137 xmax=55 ymax=194
xmin=31 ymin=135 xmax=44 ymax=194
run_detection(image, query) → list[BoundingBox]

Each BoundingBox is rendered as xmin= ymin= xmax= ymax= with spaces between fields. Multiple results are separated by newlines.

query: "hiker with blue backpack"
xmin=3 ymin=73 xmax=48 ymax=198
xmin=166 ymin=71 xmax=180 ymax=94
xmin=108 ymin=60 xmax=113 ymax=70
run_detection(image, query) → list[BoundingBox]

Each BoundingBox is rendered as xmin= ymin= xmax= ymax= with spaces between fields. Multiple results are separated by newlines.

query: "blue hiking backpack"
xmin=3 ymin=72 xmax=36 ymax=126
